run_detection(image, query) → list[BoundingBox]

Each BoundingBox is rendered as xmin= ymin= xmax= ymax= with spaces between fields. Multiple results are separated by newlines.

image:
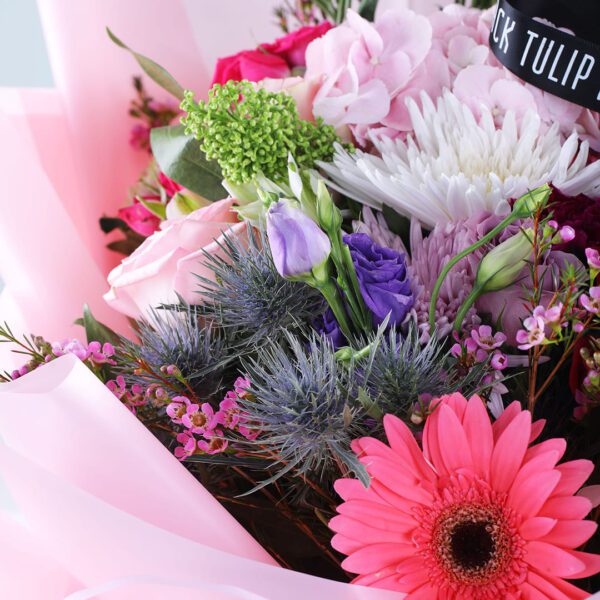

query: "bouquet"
xmin=3 ymin=0 xmax=600 ymax=597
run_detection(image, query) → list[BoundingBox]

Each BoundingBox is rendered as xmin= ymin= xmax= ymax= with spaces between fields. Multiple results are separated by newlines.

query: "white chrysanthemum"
xmin=320 ymin=92 xmax=600 ymax=228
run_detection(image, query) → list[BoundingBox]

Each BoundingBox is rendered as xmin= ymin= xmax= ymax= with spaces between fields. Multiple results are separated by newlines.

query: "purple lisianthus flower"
xmin=313 ymin=307 xmax=347 ymax=349
xmin=266 ymin=200 xmax=331 ymax=278
xmin=343 ymin=233 xmax=413 ymax=327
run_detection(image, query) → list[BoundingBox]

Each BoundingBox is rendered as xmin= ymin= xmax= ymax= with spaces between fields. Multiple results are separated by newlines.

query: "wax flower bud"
xmin=476 ymin=228 xmax=534 ymax=293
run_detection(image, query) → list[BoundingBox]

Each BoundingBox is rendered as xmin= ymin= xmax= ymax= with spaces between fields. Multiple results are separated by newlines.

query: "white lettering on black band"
xmin=489 ymin=0 xmax=600 ymax=112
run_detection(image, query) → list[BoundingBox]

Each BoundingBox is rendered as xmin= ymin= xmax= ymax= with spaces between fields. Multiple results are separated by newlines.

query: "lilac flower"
xmin=580 ymin=287 xmax=600 ymax=314
xmin=516 ymin=316 xmax=546 ymax=350
xmin=266 ymin=200 xmax=331 ymax=278
xmin=586 ymin=248 xmax=600 ymax=270
xmin=343 ymin=233 xmax=413 ymax=328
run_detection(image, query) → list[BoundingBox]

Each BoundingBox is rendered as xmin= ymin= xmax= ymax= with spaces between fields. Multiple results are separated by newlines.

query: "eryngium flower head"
xmin=240 ymin=332 xmax=367 ymax=484
xmin=198 ymin=228 xmax=322 ymax=346
xmin=122 ymin=307 xmax=227 ymax=398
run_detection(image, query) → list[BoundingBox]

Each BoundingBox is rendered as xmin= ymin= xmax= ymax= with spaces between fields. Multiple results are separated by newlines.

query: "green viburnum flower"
xmin=180 ymin=80 xmax=347 ymax=185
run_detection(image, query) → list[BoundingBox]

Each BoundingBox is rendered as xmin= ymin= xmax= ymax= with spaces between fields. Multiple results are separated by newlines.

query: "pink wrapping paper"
xmin=0 ymin=355 xmax=404 ymax=599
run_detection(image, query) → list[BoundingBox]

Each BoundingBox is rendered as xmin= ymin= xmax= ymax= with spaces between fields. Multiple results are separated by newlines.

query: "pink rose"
xmin=105 ymin=199 xmax=246 ymax=319
xmin=256 ymin=76 xmax=320 ymax=121
xmin=262 ymin=22 xmax=333 ymax=68
xmin=211 ymin=50 xmax=290 ymax=86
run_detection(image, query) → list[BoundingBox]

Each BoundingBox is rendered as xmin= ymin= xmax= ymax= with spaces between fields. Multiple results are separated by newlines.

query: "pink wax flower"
xmin=533 ymin=303 xmax=564 ymax=326
xmin=197 ymin=436 xmax=229 ymax=455
xmin=586 ymin=248 xmax=600 ymax=270
xmin=173 ymin=431 xmax=196 ymax=460
xmin=181 ymin=402 xmax=218 ymax=436
xmin=233 ymin=376 xmax=251 ymax=398
xmin=580 ymin=287 xmax=600 ymax=314
xmin=470 ymin=324 xmax=506 ymax=351
xmin=516 ymin=315 xmax=546 ymax=350
xmin=166 ymin=396 xmax=198 ymax=425
xmin=330 ymin=394 xmax=600 ymax=597
xmin=490 ymin=351 xmax=508 ymax=371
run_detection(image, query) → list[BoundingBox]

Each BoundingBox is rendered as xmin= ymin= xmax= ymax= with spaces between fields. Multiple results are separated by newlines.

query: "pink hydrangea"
xmin=305 ymin=8 xmax=439 ymax=138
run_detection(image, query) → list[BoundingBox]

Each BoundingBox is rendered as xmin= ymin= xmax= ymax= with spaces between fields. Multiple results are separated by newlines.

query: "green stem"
xmin=317 ymin=280 xmax=354 ymax=341
xmin=453 ymin=283 xmax=484 ymax=333
xmin=428 ymin=212 xmax=517 ymax=333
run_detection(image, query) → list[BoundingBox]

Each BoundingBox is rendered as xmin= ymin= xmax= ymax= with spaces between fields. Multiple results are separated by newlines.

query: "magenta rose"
xmin=118 ymin=201 xmax=160 ymax=238
xmin=211 ymin=49 xmax=290 ymax=86
xmin=263 ymin=22 xmax=333 ymax=69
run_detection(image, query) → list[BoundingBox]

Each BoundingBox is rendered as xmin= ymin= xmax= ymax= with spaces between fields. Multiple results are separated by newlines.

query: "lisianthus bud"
xmin=476 ymin=228 xmax=534 ymax=293
xmin=316 ymin=180 xmax=342 ymax=234
xmin=266 ymin=199 xmax=331 ymax=278
xmin=511 ymin=184 xmax=551 ymax=218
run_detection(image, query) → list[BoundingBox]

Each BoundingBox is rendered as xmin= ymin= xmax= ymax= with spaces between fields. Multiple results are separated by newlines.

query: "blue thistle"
xmin=121 ymin=307 xmax=228 ymax=398
xmin=239 ymin=332 xmax=369 ymax=490
xmin=197 ymin=228 xmax=322 ymax=346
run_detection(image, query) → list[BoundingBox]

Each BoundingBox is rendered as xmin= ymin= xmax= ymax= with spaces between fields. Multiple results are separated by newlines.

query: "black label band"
xmin=489 ymin=0 xmax=600 ymax=112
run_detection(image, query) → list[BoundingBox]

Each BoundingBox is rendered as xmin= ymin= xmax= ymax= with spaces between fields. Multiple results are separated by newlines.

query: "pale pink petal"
xmin=342 ymin=79 xmax=391 ymax=124
xmin=375 ymin=9 xmax=432 ymax=65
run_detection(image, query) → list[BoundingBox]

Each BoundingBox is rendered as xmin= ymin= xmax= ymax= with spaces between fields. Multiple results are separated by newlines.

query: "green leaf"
xmin=358 ymin=0 xmax=378 ymax=21
xmin=137 ymin=198 xmax=166 ymax=220
xmin=106 ymin=28 xmax=185 ymax=101
xmin=150 ymin=125 xmax=227 ymax=201
xmin=76 ymin=304 xmax=121 ymax=346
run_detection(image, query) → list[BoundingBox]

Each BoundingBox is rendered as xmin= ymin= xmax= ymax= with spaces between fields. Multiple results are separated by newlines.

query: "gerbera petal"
xmin=492 ymin=400 xmax=522 ymax=442
xmin=342 ymin=542 xmax=414 ymax=574
xmin=352 ymin=565 xmax=398 ymax=587
xmin=529 ymin=418 xmax=546 ymax=442
xmin=331 ymin=533 xmax=363 ymax=554
xmin=561 ymin=549 xmax=600 ymax=578
xmin=330 ymin=515 xmax=410 ymax=545
xmin=437 ymin=404 xmax=473 ymax=472
xmin=406 ymin=583 xmax=438 ymax=599
xmin=540 ymin=519 xmax=597 ymax=548
xmin=520 ymin=582 xmax=551 ymax=600
xmin=422 ymin=404 xmax=446 ymax=475
xmin=338 ymin=500 xmax=417 ymax=530
xmin=383 ymin=414 xmax=436 ymax=481
xmin=551 ymin=460 xmax=594 ymax=497
xmin=462 ymin=394 xmax=493 ymax=478
xmin=526 ymin=571 xmax=589 ymax=600
xmin=525 ymin=438 xmax=567 ymax=464
xmin=540 ymin=496 xmax=593 ymax=520
xmin=491 ymin=410 xmax=531 ymax=493
xmin=509 ymin=466 xmax=561 ymax=519
xmin=519 ymin=517 xmax=557 ymax=540
xmin=524 ymin=541 xmax=586 ymax=577
xmin=367 ymin=459 xmax=433 ymax=505
xmin=334 ymin=478 xmax=372 ymax=502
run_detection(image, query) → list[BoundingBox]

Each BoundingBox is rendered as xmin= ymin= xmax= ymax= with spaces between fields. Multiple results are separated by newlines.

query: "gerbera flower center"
xmin=433 ymin=503 xmax=513 ymax=586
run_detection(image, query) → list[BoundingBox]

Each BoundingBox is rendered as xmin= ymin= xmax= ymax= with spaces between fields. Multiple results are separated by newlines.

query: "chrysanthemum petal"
xmin=540 ymin=519 xmax=597 ymax=548
xmin=342 ymin=542 xmax=415 ymax=574
xmin=491 ymin=411 xmax=531 ymax=492
xmin=524 ymin=541 xmax=586 ymax=577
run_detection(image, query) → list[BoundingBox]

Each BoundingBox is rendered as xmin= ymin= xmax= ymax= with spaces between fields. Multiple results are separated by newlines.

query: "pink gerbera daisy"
xmin=330 ymin=393 xmax=600 ymax=598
